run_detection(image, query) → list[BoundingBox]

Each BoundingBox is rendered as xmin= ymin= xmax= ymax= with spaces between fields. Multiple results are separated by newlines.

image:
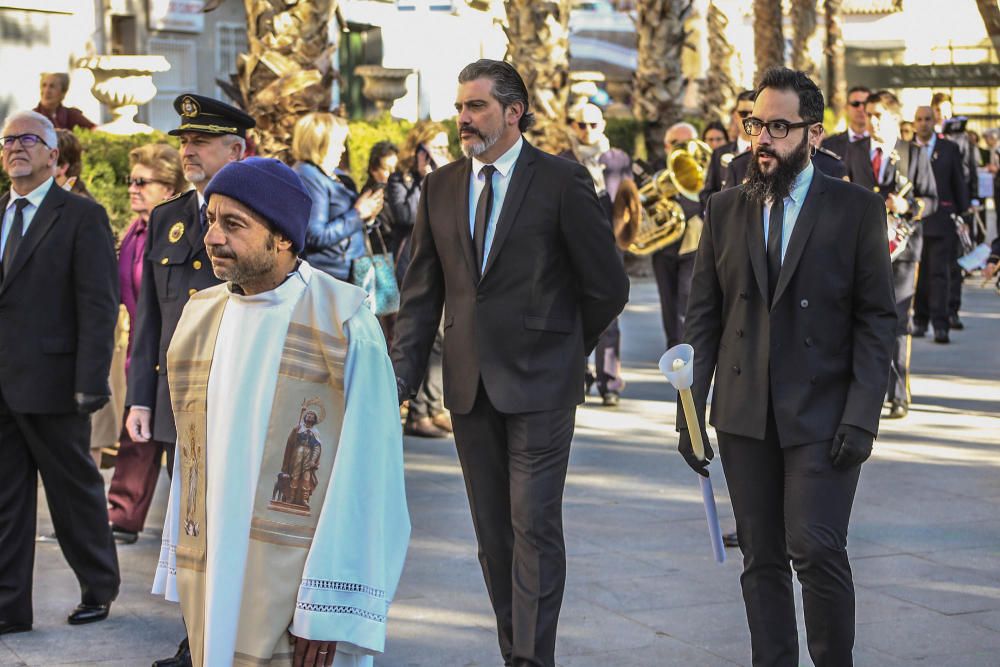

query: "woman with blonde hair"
xmin=291 ymin=111 xmax=383 ymax=280
xmin=106 ymin=143 xmax=187 ymax=543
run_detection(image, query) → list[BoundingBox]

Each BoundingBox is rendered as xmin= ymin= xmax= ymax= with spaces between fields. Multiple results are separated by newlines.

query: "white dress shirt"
xmin=469 ymin=137 xmax=523 ymax=273
xmin=2 ymin=177 xmax=55 ymax=255
xmin=763 ymin=160 xmax=815 ymax=262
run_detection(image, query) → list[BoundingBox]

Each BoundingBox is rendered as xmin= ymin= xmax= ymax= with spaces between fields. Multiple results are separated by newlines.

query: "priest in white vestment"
xmin=152 ymin=157 xmax=410 ymax=667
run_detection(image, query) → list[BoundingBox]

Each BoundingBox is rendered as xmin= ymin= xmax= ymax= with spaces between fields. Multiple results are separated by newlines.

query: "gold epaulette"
xmin=152 ymin=189 xmax=194 ymax=209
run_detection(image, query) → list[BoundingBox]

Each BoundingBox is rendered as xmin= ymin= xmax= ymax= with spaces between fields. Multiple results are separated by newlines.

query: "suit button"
xmin=155 ymin=364 xmax=160 ymax=372
xmin=193 ymin=260 xmax=202 ymax=270
xmin=737 ymin=329 xmax=743 ymax=337
xmin=476 ymin=293 xmax=484 ymax=303
xmin=161 ymin=257 xmax=169 ymax=265
xmin=810 ymin=376 xmax=817 ymax=385
xmin=740 ymin=291 xmax=748 ymax=300
xmin=805 ymin=336 xmax=813 ymax=347
xmin=188 ymin=288 xmax=197 ymax=296
xmin=800 ymin=299 xmax=809 ymax=308
xmin=732 ymin=365 xmax=740 ymax=375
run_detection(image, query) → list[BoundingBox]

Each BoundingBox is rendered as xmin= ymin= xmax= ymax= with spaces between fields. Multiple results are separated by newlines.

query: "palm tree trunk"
xmin=230 ymin=0 xmax=340 ymax=162
xmin=753 ymin=0 xmax=785 ymax=85
xmin=700 ymin=1 xmax=737 ymax=126
xmin=634 ymin=0 xmax=694 ymax=163
xmin=790 ymin=0 xmax=819 ymax=80
xmin=976 ymin=0 xmax=1000 ymax=58
xmin=824 ymin=0 xmax=846 ymax=119
xmin=503 ymin=0 xmax=572 ymax=154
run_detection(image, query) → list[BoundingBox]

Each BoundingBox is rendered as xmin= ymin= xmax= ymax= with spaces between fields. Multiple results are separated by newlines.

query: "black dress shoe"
xmin=949 ymin=314 xmax=964 ymax=330
xmin=934 ymin=330 xmax=950 ymax=344
xmin=153 ymin=637 xmax=192 ymax=667
xmin=0 ymin=621 xmax=31 ymax=635
xmin=722 ymin=531 xmax=739 ymax=548
xmin=601 ymin=391 xmax=620 ymax=407
xmin=67 ymin=602 xmax=110 ymax=625
xmin=911 ymin=324 xmax=927 ymax=337
xmin=112 ymin=526 xmax=139 ymax=544
xmin=886 ymin=400 xmax=908 ymax=419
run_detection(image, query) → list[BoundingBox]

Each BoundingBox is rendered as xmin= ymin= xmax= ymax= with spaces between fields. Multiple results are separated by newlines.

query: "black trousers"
xmin=948 ymin=241 xmax=963 ymax=317
xmin=584 ymin=318 xmax=622 ymax=396
xmin=451 ymin=382 xmax=575 ymax=667
xmin=718 ymin=403 xmax=862 ymax=667
xmin=408 ymin=324 xmax=445 ymax=420
xmin=887 ymin=297 xmax=913 ymax=406
xmin=914 ymin=234 xmax=955 ymax=332
xmin=651 ymin=249 xmax=695 ymax=349
xmin=0 ymin=390 xmax=120 ymax=625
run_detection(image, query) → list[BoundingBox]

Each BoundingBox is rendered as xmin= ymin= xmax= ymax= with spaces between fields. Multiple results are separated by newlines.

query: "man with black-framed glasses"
xmin=0 ymin=110 xmax=120 ymax=634
xmin=823 ymin=85 xmax=871 ymax=159
xmin=679 ymin=68 xmax=896 ymax=666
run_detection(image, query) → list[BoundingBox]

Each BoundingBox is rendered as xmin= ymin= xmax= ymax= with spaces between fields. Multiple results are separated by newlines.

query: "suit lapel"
xmin=1 ymin=184 xmax=65 ymax=294
xmin=453 ymin=158 xmax=478 ymax=281
xmin=182 ymin=193 xmax=206 ymax=252
xmin=481 ymin=142 xmax=537 ymax=279
xmin=771 ymin=169 xmax=826 ymax=309
xmin=744 ymin=193 xmax=768 ymax=303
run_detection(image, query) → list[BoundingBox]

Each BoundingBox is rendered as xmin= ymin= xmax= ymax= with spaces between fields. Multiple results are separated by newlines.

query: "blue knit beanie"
xmin=204 ymin=157 xmax=312 ymax=253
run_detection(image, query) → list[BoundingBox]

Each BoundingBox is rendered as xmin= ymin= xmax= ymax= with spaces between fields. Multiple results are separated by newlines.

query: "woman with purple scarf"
xmin=107 ymin=143 xmax=187 ymax=544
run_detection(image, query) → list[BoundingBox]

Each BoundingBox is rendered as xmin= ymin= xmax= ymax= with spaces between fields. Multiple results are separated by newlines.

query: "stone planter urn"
xmin=75 ymin=55 xmax=171 ymax=135
xmin=354 ymin=65 xmax=413 ymax=116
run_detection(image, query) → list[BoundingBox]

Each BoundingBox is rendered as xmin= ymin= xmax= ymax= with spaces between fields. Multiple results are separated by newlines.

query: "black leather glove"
xmin=678 ymin=427 xmax=714 ymax=477
xmin=75 ymin=392 xmax=109 ymax=415
xmin=830 ymin=423 xmax=874 ymax=470
xmin=396 ymin=376 xmax=414 ymax=406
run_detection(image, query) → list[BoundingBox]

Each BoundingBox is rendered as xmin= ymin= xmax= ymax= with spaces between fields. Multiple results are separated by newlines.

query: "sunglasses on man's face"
xmin=848 ymin=100 xmax=867 ymax=108
xmin=575 ymin=122 xmax=599 ymax=130
xmin=0 ymin=133 xmax=49 ymax=149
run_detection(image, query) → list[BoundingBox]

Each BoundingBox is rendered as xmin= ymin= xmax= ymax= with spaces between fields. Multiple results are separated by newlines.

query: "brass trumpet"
xmin=613 ymin=140 xmax=711 ymax=255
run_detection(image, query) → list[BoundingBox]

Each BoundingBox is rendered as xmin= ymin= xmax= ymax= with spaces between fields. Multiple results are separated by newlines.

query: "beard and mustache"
xmin=208 ymin=233 xmax=277 ymax=287
xmin=459 ymin=122 xmax=504 ymax=159
xmin=743 ymin=131 xmax=812 ymax=205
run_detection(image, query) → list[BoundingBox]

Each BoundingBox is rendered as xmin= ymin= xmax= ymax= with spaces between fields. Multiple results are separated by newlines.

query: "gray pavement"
xmin=4 ymin=278 xmax=999 ymax=667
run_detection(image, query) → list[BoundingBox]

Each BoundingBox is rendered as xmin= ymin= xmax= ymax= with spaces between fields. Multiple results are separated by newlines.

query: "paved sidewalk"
xmin=3 ymin=279 xmax=999 ymax=666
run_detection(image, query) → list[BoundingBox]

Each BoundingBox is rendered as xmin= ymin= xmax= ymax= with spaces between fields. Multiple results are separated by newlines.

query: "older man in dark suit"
xmin=392 ymin=60 xmax=628 ymax=667
xmin=911 ymin=105 xmax=970 ymax=343
xmin=681 ymin=69 xmax=896 ymax=666
xmin=844 ymin=91 xmax=937 ymax=419
xmin=0 ymin=110 xmax=120 ymax=633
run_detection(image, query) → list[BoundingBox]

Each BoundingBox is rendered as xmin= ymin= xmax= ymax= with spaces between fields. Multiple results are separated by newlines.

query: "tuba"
xmin=613 ymin=140 xmax=711 ymax=255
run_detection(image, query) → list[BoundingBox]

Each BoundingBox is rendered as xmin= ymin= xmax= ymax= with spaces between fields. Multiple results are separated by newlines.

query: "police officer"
xmin=120 ymin=93 xmax=254 ymax=667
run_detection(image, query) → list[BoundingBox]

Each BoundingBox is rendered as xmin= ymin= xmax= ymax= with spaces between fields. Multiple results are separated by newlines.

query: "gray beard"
xmin=461 ymin=124 xmax=504 ymax=159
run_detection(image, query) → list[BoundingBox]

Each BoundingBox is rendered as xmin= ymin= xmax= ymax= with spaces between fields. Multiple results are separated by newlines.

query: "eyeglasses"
xmin=575 ymin=122 xmax=599 ymax=129
xmin=847 ymin=100 xmax=867 ymax=108
xmin=126 ymin=176 xmax=166 ymax=188
xmin=743 ymin=118 xmax=815 ymax=139
xmin=0 ymin=133 xmax=49 ymax=149
xmin=735 ymin=110 xmax=752 ymax=119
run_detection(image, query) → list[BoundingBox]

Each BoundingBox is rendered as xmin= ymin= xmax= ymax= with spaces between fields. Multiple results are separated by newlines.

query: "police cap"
xmin=168 ymin=94 xmax=256 ymax=138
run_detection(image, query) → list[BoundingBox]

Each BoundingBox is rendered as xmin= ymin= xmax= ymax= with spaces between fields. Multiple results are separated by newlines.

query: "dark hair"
xmin=702 ymin=120 xmax=729 ymax=141
xmin=735 ymin=89 xmax=757 ymax=105
xmin=755 ymin=67 xmax=824 ymax=124
xmin=367 ymin=140 xmax=398 ymax=174
xmin=55 ymin=129 xmax=82 ymax=177
xmin=847 ymin=85 xmax=871 ymax=98
xmin=931 ymin=91 xmax=952 ymax=108
xmin=869 ymin=90 xmax=902 ymax=116
xmin=458 ymin=59 xmax=535 ymax=132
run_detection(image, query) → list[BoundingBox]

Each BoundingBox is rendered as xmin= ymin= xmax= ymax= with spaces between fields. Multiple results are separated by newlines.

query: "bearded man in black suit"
xmin=680 ymin=69 xmax=896 ymax=667
xmin=391 ymin=60 xmax=628 ymax=667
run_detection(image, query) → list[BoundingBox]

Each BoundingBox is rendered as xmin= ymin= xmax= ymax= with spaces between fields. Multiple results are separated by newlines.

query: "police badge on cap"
xmin=168 ymin=94 xmax=256 ymax=138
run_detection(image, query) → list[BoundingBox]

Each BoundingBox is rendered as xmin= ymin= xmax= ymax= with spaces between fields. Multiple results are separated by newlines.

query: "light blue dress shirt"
xmin=762 ymin=160 xmax=814 ymax=262
xmin=469 ymin=137 xmax=523 ymax=273
xmin=2 ymin=177 xmax=55 ymax=255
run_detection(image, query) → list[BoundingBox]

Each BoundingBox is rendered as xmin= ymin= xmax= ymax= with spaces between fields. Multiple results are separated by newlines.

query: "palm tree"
xmin=824 ymin=0 xmax=846 ymax=119
xmin=790 ymin=0 xmax=819 ymax=81
xmin=634 ymin=0 xmax=694 ymax=162
xmin=753 ymin=0 xmax=784 ymax=84
xmin=204 ymin=0 xmax=343 ymax=163
xmin=503 ymin=0 xmax=572 ymax=154
xmin=977 ymin=0 xmax=1000 ymax=56
xmin=700 ymin=0 xmax=737 ymax=126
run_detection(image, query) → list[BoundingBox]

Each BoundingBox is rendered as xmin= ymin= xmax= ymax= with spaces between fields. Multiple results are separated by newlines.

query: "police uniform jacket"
xmin=125 ymin=189 xmax=222 ymax=443
xmin=699 ymin=140 xmax=739 ymax=210
xmin=922 ymin=137 xmax=970 ymax=237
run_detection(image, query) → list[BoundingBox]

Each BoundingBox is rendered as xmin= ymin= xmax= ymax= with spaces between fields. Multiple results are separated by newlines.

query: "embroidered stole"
xmin=168 ymin=276 xmax=363 ymax=666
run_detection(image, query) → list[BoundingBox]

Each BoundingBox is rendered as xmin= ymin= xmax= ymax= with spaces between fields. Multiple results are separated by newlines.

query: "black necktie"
xmin=199 ymin=202 xmax=208 ymax=230
xmin=473 ymin=164 xmax=497 ymax=276
xmin=766 ymin=196 xmax=784 ymax=306
xmin=2 ymin=198 xmax=30 ymax=280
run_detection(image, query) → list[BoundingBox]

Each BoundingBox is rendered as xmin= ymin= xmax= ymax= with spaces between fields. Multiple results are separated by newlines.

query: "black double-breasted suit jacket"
xmin=922 ymin=136 xmax=970 ymax=237
xmin=391 ymin=140 xmax=629 ymax=415
xmin=0 ymin=185 xmax=118 ymax=414
xmin=125 ymin=189 xmax=222 ymax=443
xmin=680 ymin=169 xmax=897 ymax=445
